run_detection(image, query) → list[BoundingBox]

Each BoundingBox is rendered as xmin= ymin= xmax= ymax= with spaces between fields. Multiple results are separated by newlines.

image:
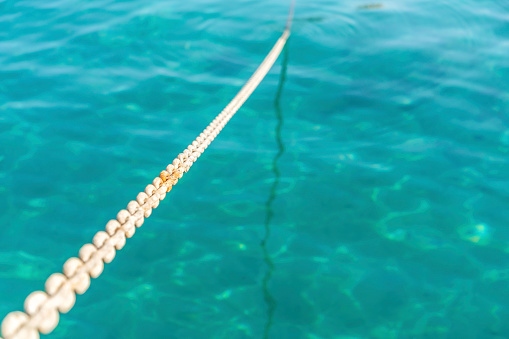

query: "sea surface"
xmin=1 ymin=0 xmax=509 ymax=338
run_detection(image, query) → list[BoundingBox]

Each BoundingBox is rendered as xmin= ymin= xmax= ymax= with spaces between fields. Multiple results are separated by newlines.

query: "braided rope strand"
xmin=0 ymin=14 xmax=292 ymax=339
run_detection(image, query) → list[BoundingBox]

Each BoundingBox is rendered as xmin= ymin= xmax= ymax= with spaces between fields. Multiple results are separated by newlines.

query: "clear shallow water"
xmin=1 ymin=0 xmax=509 ymax=338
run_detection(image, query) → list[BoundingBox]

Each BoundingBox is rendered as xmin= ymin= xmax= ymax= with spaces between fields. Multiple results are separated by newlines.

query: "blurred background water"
xmin=1 ymin=0 xmax=509 ymax=338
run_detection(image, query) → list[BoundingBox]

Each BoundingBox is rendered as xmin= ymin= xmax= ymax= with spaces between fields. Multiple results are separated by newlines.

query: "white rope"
xmin=0 ymin=5 xmax=294 ymax=339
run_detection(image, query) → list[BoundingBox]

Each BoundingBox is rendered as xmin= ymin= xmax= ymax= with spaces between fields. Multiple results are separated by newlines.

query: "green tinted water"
xmin=1 ymin=0 xmax=509 ymax=338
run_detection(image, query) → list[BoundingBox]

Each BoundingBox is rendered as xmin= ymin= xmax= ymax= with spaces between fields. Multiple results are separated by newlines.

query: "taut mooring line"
xmin=0 ymin=1 xmax=295 ymax=339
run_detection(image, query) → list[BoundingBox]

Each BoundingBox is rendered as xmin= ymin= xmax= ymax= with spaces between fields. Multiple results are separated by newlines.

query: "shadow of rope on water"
xmin=261 ymin=45 xmax=289 ymax=339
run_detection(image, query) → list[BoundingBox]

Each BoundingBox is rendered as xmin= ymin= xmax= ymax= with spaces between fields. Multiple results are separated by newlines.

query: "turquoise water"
xmin=1 ymin=0 xmax=509 ymax=337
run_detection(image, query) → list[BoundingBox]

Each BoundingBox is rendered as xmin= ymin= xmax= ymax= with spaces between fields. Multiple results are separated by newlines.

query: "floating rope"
xmin=0 ymin=2 xmax=294 ymax=339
